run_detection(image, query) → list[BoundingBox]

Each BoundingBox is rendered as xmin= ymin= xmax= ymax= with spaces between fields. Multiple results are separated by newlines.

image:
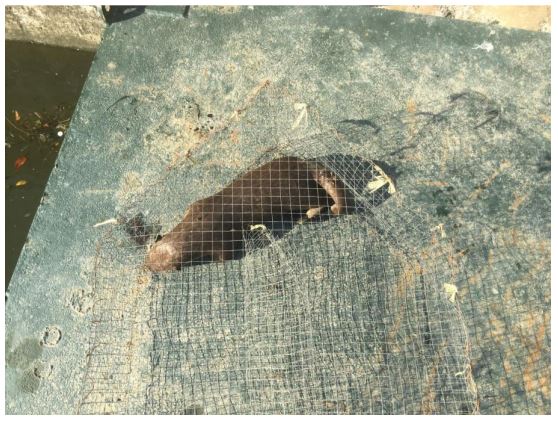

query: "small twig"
xmin=5 ymin=117 xmax=33 ymax=136
xmin=93 ymin=218 xmax=118 ymax=227
xmin=106 ymin=95 xmax=134 ymax=111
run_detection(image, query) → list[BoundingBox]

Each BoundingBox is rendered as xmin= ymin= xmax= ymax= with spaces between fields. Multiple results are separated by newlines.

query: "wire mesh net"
xmin=79 ymin=90 xmax=549 ymax=414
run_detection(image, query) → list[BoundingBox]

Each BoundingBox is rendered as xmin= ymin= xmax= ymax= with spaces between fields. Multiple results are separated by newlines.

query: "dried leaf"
xmin=15 ymin=180 xmax=28 ymax=187
xmin=406 ymin=98 xmax=417 ymax=113
xmin=367 ymin=164 xmax=396 ymax=194
xmin=291 ymin=103 xmax=308 ymax=129
xmin=443 ymin=283 xmax=458 ymax=303
xmin=14 ymin=155 xmax=28 ymax=170
xmin=367 ymin=178 xmax=389 ymax=193
xmin=14 ymin=110 xmax=21 ymax=122
xmin=431 ymin=223 xmax=447 ymax=238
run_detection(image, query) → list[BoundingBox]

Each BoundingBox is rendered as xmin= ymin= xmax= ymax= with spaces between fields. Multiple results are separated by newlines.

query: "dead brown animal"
xmin=146 ymin=156 xmax=354 ymax=271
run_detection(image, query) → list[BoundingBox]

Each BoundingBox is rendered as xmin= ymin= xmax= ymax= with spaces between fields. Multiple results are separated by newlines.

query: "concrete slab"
xmin=5 ymin=6 xmax=550 ymax=414
xmin=5 ymin=6 xmax=105 ymax=50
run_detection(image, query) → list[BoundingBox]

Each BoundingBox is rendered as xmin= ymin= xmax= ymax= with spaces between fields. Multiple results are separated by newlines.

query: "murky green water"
xmin=5 ymin=41 xmax=95 ymax=289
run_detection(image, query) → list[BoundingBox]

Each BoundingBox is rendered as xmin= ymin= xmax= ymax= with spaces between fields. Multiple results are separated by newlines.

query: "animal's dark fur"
xmin=146 ymin=156 xmax=354 ymax=271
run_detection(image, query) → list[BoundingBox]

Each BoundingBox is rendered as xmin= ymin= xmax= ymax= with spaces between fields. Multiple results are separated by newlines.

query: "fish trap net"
xmin=79 ymin=91 xmax=549 ymax=414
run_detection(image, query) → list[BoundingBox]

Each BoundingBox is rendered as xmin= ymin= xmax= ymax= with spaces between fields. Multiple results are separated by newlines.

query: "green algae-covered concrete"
xmin=5 ymin=7 xmax=549 ymax=414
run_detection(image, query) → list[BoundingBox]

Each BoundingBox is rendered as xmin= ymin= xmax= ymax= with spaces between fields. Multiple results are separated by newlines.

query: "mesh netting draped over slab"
xmin=79 ymin=91 xmax=549 ymax=414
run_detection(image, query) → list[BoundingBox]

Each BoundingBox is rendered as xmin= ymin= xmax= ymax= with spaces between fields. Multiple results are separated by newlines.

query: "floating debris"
xmin=14 ymin=155 xmax=28 ymax=170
